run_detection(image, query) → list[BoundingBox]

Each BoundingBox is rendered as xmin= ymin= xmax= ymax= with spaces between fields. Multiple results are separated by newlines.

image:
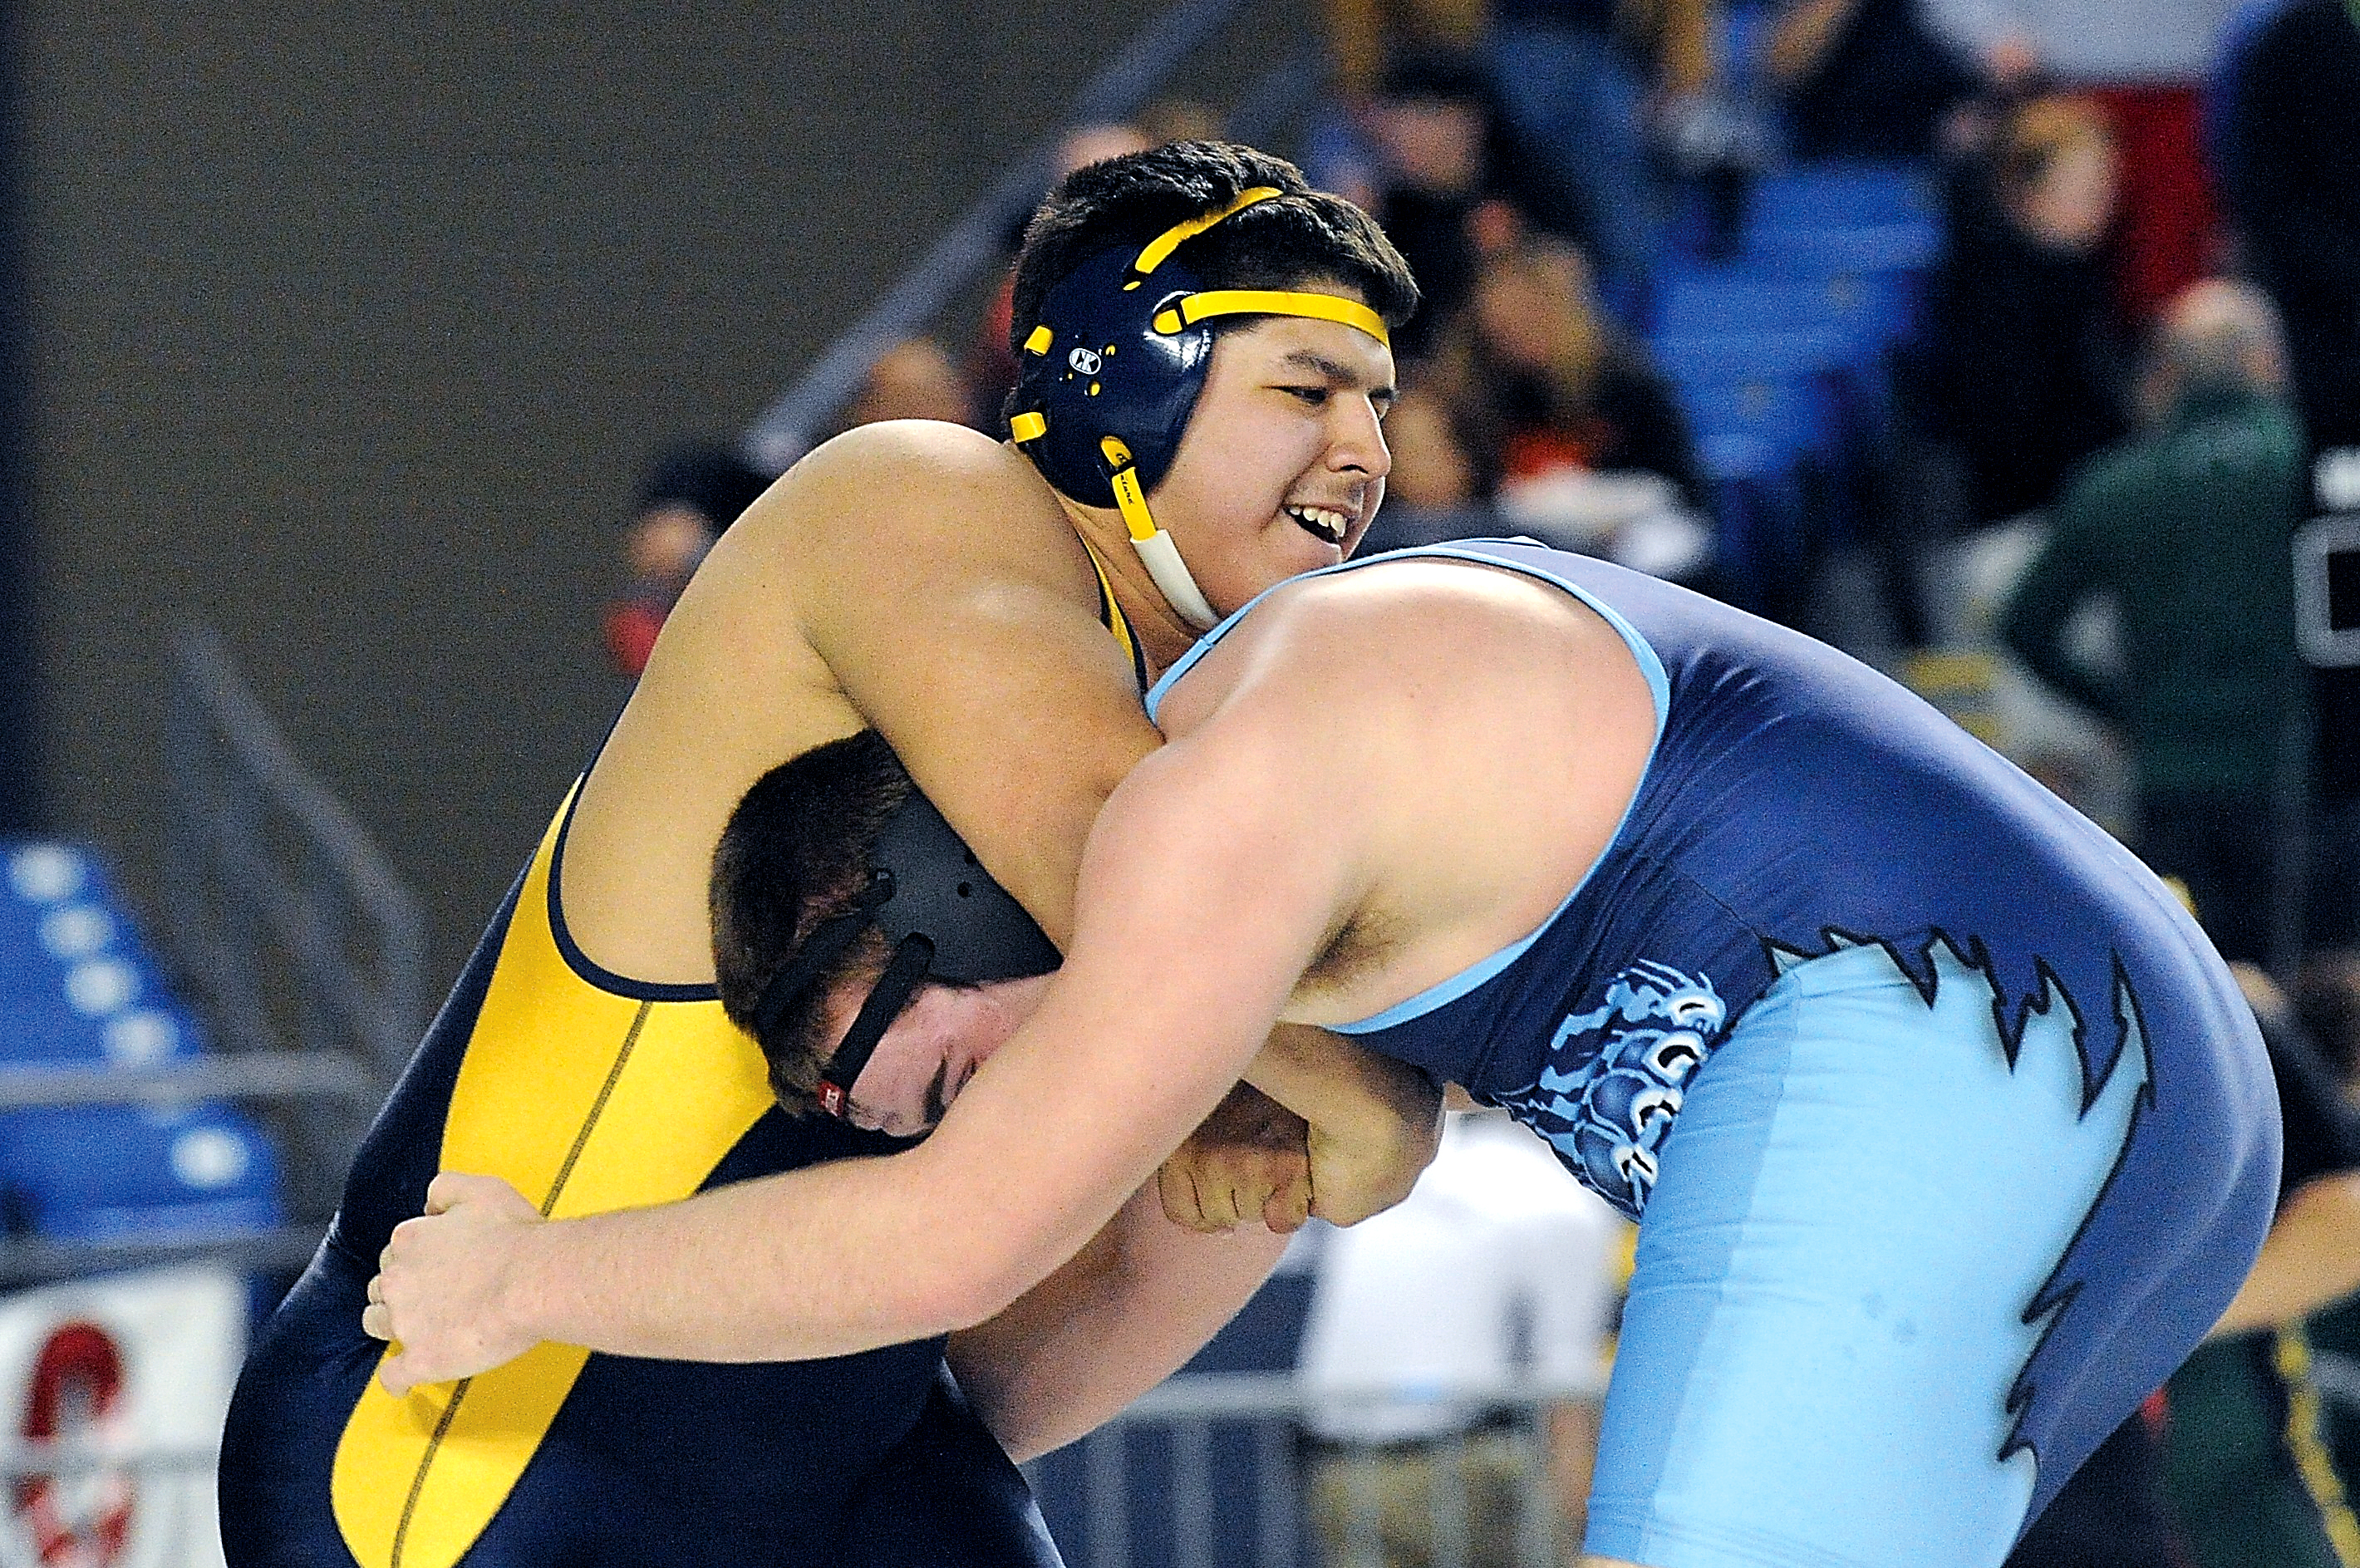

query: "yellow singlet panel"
xmin=330 ymin=789 xmax=776 ymax=1568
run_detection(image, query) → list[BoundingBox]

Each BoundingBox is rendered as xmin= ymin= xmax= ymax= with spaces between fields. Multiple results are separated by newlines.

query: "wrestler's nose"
xmin=1325 ymin=395 xmax=1390 ymax=481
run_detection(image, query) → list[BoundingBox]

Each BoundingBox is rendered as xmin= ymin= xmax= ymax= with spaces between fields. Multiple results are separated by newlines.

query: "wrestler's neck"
xmin=1054 ymin=494 xmax=1207 ymax=676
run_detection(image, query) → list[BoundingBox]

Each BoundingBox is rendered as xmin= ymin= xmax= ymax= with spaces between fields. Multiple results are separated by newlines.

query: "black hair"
xmin=1006 ymin=140 xmax=1421 ymax=363
xmin=710 ymin=731 xmax=908 ymax=1109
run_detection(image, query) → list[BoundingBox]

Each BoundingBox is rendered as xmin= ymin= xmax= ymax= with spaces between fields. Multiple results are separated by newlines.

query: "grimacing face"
xmin=1148 ymin=309 xmax=1397 ymax=618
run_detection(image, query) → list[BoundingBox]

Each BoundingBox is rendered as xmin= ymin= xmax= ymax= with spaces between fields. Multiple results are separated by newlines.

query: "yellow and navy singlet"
xmin=219 ymin=787 xmax=1055 ymax=1568
xmin=222 ymin=543 xmax=1139 ymax=1567
xmin=1081 ymin=535 xmax=1150 ymax=693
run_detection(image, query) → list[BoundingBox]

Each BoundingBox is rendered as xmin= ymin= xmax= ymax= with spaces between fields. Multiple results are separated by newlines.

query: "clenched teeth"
xmin=1286 ymin=504 xmax=1349 ymax=543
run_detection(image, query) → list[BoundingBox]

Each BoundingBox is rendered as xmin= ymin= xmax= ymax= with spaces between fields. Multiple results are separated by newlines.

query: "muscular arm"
xmin=790 ymin=426 xmax=1438 ymax=1213
xmin=372 ymin=607 xmax=1379 ymax=1384
xmin=370 ymin=564 xmax=1632 ymax=1389
xmin=785 ymin=425 xmax=1157 ymax=951
xmin=1238 ymin=1025 xmax=1438 ymax=1225
xmin=953 ymin=1086 xmax=1320 ymax=1458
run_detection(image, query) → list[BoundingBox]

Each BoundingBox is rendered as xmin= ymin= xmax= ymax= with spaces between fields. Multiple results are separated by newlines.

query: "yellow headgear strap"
xmin=1152 ymin=289 xmax=1390 ymax=347
xmin=1099 ymin=437 xmax=1158 ymax=544
xmin=1099 ymin=435 xmax=1217 ymax=628
xmin=1126 ymin=186 xmax=1285 ymax=284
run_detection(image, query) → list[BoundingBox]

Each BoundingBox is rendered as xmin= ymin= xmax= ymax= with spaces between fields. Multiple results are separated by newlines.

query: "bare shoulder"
xmin=788 ymin=418 xmax=1033 ymax=500
xmin=1163 ymin=556 xmax=1651 ymax=745
xmin=1150 ymin=556 xmax=1657 ymax=1023
xmin=753 ymin=420 xmax=1081 ymax=582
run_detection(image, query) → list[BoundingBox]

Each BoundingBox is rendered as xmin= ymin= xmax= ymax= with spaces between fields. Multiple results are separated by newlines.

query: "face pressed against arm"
xmin=455 ymin=402 xmax=1440 ymax=1439
xmin=366 ymin=558 xmax=1653 ymax=1384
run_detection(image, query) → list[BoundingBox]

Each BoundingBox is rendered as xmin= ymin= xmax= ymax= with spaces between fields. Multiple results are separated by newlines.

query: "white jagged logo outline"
xmin=1496 ymin=959 xmax=1728 ymax=1217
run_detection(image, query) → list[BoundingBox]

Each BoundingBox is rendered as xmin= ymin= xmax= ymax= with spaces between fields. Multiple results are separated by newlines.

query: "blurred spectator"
xmin=1998 ymin=281 xmax=2308 ymax=970
xmin=1926 ymin=0 xmax=2243 ymax=82
xmin=1423 ymin=238 xmax=1714 ymax=580
xmin=843 ymin=337 xmax=975 ymax=430
xmin=1354 ymin=385 xmax=1496 ymax=558
xmin=2215 ymin=2 xmax=2360 ymax=843
xmin=1926 ymin=93 xmax=2129 ymax=527
xmin=1379 ymin=387 xmax=1482 ymax=514
xmin=2216 ymin=0 xmax=2360 ymax=454
xmin=1767 ymin=0 xmax=1987 ymax=160
xmin=1133 ymin=98 xmax=1222 ymax=148
xmin=1351 ymin=50 xmax=1562 ymax=359
xmin=1325 ymin=0 xmax=1494 ymax=100
xmin=1481 ymin=0 xmax=1712 ymax=298
xmin=1296 ymin=1108 xmax=1624 ymax=1568
xmin=602 ymin=445 xmax=768 ymax=678
xmin=2294 ymin=951 xmax=2360 ymax=1103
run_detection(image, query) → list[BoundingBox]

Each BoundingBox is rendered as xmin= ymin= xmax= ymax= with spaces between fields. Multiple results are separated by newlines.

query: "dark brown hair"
xmin=1007 ymin=140 xmax=1421 ymax=361
xmin=710 ymin=731 xmax=908 ymax=1108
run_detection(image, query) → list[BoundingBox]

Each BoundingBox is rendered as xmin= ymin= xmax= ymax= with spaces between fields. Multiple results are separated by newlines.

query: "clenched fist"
xmin=1157 ymin=1083 xmax=1314 ymax=1233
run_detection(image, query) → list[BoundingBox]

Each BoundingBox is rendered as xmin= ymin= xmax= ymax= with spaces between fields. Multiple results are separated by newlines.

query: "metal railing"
xmin=741 ymin=0 xmax=1321 ymax=469
xmin=162 ymin=626 xmax=424 ymax=1082
xmin=158 ymin=624 xmax=423 ymax=1228
xmin=1042 ymin=1359 xmax=2360 ymax=1568
xmin=1035 ymin=1373 xmax=1605 ymax=1568
xmin=0 ymin=1039 xmax=381 ymax=1284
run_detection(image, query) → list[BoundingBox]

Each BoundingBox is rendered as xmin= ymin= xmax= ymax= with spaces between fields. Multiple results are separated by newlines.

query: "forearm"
xmin=948 ymin=1184 xmax=1288 ymax=1462
xmin=1241 ymin=1023 xmax=1443 ymax=1223
xmin=2209 ymin=1171 xmax=2360 ymax=1339
xmin=504 ymin=1153 xmax=1043 ymax=1364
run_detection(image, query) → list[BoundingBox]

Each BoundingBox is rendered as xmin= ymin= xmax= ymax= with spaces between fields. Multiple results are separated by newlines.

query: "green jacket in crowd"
xmin=1999 ymin=382 xmax=2310 ymax=799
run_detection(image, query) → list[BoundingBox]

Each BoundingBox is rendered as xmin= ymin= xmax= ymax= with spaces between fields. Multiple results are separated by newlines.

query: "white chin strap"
xmin=1103 ymin=438 xmax=1219 ymax=631
xmin=1128 ymin=523 xmax=1218 ymax=632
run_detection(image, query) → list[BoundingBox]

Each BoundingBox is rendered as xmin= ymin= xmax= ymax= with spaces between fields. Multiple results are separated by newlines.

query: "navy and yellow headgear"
xmin=750 ymin=783 xmax=1061 ymax=1123
xmin=1007 ymin=187 xmax=1392 ymax=629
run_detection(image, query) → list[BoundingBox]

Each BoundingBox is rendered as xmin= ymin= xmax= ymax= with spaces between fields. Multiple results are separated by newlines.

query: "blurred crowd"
xmin=598 ymin=3 xmax=2360 ymax=1562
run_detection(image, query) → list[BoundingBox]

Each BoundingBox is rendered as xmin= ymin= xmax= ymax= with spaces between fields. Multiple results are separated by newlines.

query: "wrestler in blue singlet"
xmin=1149 ymin=539 xmax=2279 ymax=1568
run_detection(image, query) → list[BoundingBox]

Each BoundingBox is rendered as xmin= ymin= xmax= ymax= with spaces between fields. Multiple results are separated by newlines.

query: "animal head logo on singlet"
xmin=1497 ymin=961 xmax=1728 ymax=1218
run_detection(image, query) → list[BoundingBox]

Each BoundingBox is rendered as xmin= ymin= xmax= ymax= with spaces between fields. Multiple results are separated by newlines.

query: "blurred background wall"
xmin=14 ymin=0 xmax=1307 ymax=978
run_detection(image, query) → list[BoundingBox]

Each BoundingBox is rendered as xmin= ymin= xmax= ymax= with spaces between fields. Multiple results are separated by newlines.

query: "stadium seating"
xmin=0 ymin=843 xmax=283 ymax=1248
xmin=1646 ymin=155 xmax=1945 ymax=617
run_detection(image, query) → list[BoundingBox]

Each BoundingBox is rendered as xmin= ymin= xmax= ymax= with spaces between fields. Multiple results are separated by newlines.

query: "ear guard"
xmin=1009 ymin=186 xmax=1391 ymax=630
xmin=750 ymin=787 xmax=1061 ymax=1119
